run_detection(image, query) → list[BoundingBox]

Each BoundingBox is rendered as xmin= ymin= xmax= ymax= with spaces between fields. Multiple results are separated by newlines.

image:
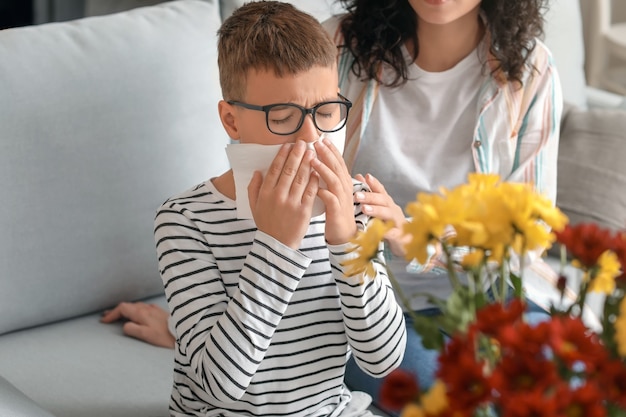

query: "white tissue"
xmin=225 ymin=125 xmax=346 ymax=220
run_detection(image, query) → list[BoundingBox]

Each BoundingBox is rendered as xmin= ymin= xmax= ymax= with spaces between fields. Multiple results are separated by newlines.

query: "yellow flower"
xmin=404 ymin=195 xmax=447 ymax=264
xmin=400 ymin=404 xmax=426 ymax=417
xmin=461 ymin=249 xmax=485 ymax=270
xmin=343 ymin=218 xmax=393 ymax=278
xmin=588 ymin=250 xmax=621 ymax=294
xmin=466 ymin=172 xmax=501 ymax=189
xmin=421 ymin=379 xmax=449 ymax=416
xmin=615 ymin=296 xmax=626 ymax=358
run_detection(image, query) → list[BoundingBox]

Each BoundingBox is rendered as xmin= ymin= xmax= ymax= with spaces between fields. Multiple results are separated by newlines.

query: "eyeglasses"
xmin=227 ymin=93 xmax=352 ymax=136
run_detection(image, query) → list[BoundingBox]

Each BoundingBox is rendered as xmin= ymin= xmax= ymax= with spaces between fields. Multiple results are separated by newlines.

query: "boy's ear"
xmin=218 ymin=100 xmax=240 ymax=141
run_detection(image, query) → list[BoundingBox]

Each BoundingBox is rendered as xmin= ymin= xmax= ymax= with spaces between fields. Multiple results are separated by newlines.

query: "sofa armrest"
xmin=0 ymin=376 xmax=56 ymax=417
xmin=585 ymin=86 xmax=626 ymax=110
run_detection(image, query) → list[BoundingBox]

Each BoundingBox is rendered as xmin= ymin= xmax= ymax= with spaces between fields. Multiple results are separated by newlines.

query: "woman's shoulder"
xmin=527 ymin=38 xmax=557 ymax=72
xmin=491 ymin=37 xmax=558 ymax=93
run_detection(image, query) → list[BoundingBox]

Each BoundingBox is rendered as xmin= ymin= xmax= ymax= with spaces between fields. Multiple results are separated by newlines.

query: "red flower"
xmin=548 ymin=316 xmax=608 ymax=371
xmin=596 ymin=360 xmax=626 ymax=408
xmin=498 ymin=387 xmax=560 ymax=417
xmin=490 ymin=354 xmax=560 ymax=398
xmin=555 ymin=223 xmax=614 ymax=268
xmin=474 ymin=298 xmax=526 ymax=338
xmin=438 ymin=335 xmax=492 ymax=415
xmin=378 ymin=369 xmax=420 ymax=411
xmin=498 ymin=320 xmax=550 ymax=358
xmin=555 ymin=383 xmax=607 ymax=417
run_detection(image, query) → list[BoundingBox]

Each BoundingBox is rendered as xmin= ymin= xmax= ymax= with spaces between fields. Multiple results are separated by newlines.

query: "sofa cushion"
xmin=0 ymin=376 xmax=55 ymax=417
xmin=556 ymin=107 xmax=626 ymax=231
xmin=0 ymin=295 xmax=173 ymax=417
xmin=0 ymin=0 xmax=229 ymax=335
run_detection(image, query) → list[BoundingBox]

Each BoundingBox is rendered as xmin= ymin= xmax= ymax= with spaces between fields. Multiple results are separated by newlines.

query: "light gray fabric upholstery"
xmin=557 ymin=107 xmax=626 ymax=230
xmin=543 ymin=0 xmax=588 ymax=109
xmin=0 ymin=376 xmax=55 ymax=417
xmin=0 ymin=0 xmax=229 ymax=335
xmin=219 ymin=0 xmax=344 ymax=24
xmin=0 ymin=296 xmax=173 ymax=417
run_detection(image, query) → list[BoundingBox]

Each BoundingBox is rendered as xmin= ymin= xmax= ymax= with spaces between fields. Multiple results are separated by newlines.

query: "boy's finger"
xmin=100 ymin=303 xmax=129 ymax=322
xmin=303 ymin=171 xmax=320 ymax=206
xmin=264 ymin=143 xmax=292 ymax=188
xmin=289 ymin=149 xmax=315 ymax=198
xmin=276 ymin=140 xmax=307 ymax=190
xmin=316 ymin=138 xmax=349 ymax=176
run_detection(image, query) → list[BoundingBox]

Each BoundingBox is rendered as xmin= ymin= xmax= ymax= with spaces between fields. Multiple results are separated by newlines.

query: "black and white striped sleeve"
xmin=327 ymin=182 xmax=407 ymax=378
xmin=154 ymin=203 xmax=311 ymax=403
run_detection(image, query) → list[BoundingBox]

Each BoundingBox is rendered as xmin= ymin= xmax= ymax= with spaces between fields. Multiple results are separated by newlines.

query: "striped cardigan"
xmin=155 ymin=180 xmax=406 ymax=416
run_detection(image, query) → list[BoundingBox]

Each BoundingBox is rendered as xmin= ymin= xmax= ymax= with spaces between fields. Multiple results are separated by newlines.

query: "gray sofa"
xmin=0 ymin=1 xmax=624 ymax=416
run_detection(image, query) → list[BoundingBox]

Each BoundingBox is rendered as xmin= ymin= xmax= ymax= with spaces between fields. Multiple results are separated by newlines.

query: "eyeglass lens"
xmin=267 ymin=102 xmax=348 ymax=135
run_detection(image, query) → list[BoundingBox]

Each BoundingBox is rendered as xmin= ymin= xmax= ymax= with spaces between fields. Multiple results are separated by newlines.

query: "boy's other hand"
xmin=312 ymin=138 xmax=357 ymax=245
xmin=248 ymin=141 xmax=319 ymax=250
xmin=101 ymin=302 xmax=175 ymax=349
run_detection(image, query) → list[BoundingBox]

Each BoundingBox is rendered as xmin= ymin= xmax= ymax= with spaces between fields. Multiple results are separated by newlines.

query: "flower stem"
xmin=441 ymin=243 xmax=461 ymax=289
xmin=499 ymin=260 xmax=507 ymax=304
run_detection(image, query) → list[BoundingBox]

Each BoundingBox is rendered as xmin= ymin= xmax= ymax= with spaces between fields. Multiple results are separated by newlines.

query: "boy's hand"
xmin=100 ymin=302 xmax=175 ymax=349
xmin=312 ymin=138 xmax=357 ymax=245
xmin=248 ymin=141 xmax=319 ymax=250
xmin=354 ymin=173 xmax=409 ymax=257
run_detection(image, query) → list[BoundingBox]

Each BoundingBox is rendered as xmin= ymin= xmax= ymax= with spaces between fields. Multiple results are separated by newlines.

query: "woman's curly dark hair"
xmin=338 ymin=0 xmax=548 ymax=87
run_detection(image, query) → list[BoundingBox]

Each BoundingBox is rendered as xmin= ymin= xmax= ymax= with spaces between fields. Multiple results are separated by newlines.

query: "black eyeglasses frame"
xmin=227 ymin=93 xmax=352 ymax=136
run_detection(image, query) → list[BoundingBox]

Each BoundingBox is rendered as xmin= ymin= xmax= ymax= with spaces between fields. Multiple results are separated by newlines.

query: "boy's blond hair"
xmin=218 ymin=1 xmax=338 ymax=101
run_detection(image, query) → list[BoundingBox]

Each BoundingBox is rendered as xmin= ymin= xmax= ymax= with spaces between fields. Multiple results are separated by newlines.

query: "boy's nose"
xmin=295 ymin=114 xmax=320 ymax=144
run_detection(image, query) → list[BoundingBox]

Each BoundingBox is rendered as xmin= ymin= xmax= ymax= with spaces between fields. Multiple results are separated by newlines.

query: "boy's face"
xmin=220 ymin=65 xmax=340 ymax=146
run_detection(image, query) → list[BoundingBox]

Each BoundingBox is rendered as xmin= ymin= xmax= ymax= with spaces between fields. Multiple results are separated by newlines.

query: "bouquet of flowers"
xmin=345 ymin=173 xmax=626 ymax=417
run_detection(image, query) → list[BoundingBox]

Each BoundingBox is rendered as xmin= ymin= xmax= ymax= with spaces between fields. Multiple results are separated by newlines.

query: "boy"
xmin=154 ymin=1 xmax=406 ymax=416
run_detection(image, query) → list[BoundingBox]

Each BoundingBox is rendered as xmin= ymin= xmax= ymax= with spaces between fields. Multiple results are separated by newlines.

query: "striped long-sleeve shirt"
xmin=154 ymin=179 xmax=406 ymax=417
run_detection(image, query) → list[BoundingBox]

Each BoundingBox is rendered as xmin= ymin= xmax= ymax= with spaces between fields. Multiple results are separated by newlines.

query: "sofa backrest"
xmin=0 ymin=0 xmax=229 ymax=335
xmin=542 ymin=0 xmax=588 ymax=109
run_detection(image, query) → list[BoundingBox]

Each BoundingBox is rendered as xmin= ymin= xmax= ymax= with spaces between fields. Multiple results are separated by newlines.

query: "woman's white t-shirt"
xmin=350 ymin=44 xmax=488 ymax=310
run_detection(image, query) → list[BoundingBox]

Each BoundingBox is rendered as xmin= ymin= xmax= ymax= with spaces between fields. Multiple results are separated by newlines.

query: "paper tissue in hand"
xmin=225 ymin=126 xmax=345 ymax=220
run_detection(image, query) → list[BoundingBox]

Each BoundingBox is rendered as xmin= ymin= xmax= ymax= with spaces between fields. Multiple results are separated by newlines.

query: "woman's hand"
xmin=312 ymin=138 xmax=357 ymax=245
xmin=354 ymin=173 xmax=409 ymax=257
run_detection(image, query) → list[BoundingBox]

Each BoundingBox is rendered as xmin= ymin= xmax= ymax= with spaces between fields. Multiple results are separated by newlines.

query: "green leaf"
xmin=412 ymin=314 xmax=445 ymax=350
xmin=510 ymin=272 xmax=523 ymax=298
